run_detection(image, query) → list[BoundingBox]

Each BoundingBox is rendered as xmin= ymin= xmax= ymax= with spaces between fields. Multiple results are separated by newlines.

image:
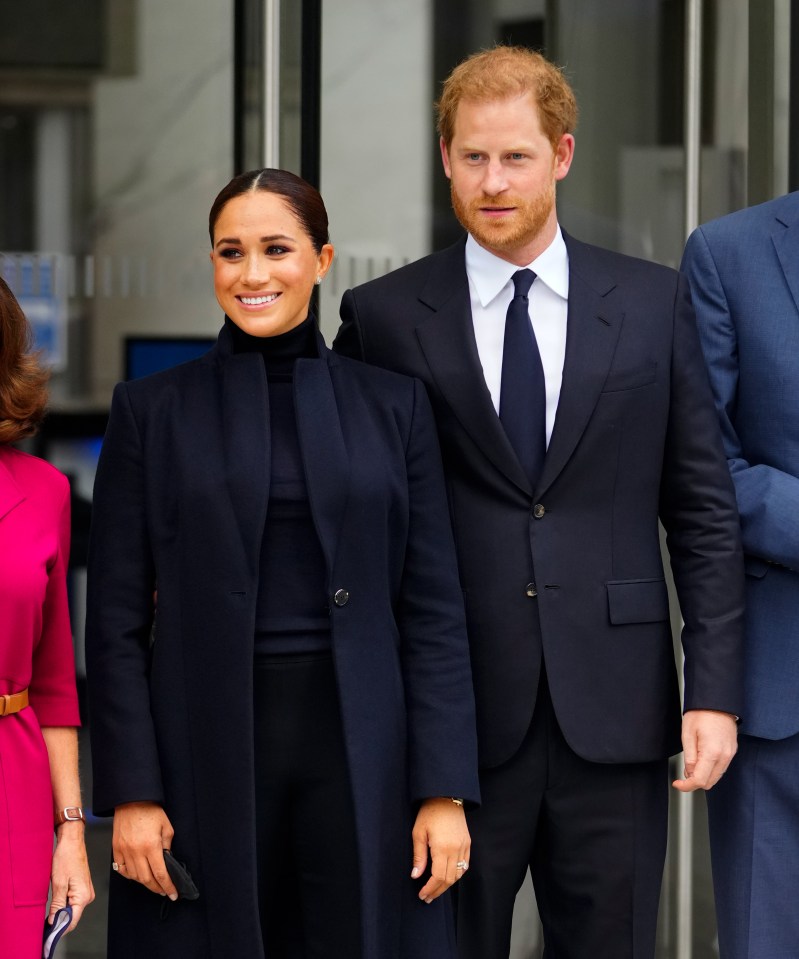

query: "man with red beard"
xmin=335 ymin=46 xmax=744 ymax=959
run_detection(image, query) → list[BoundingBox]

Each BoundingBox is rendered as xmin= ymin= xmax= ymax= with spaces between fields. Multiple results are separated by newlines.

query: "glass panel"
xmin=702 ymin=0 xmax=747 ymax=221
xmin=317 ymin=0 xmax=435 ymax=340
xmin=1 ymin=1 xmax=234 ymax=404
xmin=87 ymin=4 xmax=234 ymax=400
xmin=556 ymin=0 xmax=685 ymax=266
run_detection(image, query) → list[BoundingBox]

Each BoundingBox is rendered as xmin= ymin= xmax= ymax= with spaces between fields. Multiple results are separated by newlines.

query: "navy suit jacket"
xmin=86 ymin=323 xmax=479 ymax=959
xmin=336 ymin=231 xmax=745 ymax=769
xmin=682 ymin=193 xmax=799 ymax=740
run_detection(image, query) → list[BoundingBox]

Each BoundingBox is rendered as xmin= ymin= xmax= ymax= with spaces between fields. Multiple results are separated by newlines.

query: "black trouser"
xmin=456 ymin=668 xmax=669 ymax=959
xmin=254 ymin=652 xmax=362 ymax=959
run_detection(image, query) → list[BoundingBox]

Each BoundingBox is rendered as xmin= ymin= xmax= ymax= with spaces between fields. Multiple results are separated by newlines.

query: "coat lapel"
xmin=415 ymin=242 xmax=532 ymax=494
xmin=215 ymin=324 xmax=349 ymax=582
xmin=0 ymin=453 xmax=24 ymax=522
xmin=772 ymin=197 xmax=799 ymax=317
xmin=294 ymin=339 xmax=351 ymax=579
xmin=217 ymin=330 xmax=270 ymax=575
xmin=538 ymin=234 xmax=624 ymax=495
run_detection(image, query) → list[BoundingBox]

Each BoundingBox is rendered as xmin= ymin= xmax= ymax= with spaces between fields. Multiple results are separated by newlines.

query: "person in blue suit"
xmin=681 ymin=192 xmax=799 ymax=959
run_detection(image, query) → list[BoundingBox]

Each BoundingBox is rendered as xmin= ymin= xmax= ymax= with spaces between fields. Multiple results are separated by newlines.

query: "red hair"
xmin=436 ymin=46 xmax=578 ymax=150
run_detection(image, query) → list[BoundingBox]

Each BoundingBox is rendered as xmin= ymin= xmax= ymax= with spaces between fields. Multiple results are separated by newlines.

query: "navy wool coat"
xmin=86 ymin=323 xmax=480 ymax=959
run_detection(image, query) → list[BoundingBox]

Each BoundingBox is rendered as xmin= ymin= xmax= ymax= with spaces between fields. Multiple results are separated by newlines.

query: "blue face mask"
xmin=43 ymin=904 xmax=72 ymax=958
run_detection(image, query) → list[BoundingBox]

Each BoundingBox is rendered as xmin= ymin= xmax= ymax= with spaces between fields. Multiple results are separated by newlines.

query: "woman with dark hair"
xmin=86 ymin=169 xmax=479 ymax=958
xmin=0 ymin=277 xmax=94 ymax=956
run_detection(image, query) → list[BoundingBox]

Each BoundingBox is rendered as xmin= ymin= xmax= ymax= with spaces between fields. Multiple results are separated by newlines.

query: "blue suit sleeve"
xmin=682 ymin=227 xmax=799 ymax=570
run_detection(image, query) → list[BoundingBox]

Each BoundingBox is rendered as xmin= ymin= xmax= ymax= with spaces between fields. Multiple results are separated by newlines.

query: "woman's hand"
xmin=112 ymin=801 xmax=178 ymax=900
xmin=40 ymin=726 xmax=95 ymax=929
xmin=411 ymin=797 xmax=471 ymax=903
xmin=49 ymin=824 xmax=95 ymax=931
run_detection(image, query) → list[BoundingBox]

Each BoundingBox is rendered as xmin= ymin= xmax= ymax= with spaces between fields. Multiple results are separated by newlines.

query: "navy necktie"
xmin=499 ymin=269 xmax=546 ymax=488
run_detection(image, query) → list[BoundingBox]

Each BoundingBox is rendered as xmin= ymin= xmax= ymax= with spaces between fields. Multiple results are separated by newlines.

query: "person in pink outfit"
xmin=0 ymin=276 xmax=94 ymax=957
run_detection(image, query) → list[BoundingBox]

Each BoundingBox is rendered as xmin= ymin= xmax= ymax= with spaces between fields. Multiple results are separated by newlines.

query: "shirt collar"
xmin=465 ymin=226 xmax=569 ymax=307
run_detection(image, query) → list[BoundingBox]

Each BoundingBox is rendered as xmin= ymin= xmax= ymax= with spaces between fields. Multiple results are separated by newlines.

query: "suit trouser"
xmin=708 ymin=730 xmax=799 ymax=959
xmin=456 ymin=669 xmax=669 ymax=959
xmin=254 ymin=652 xmax=362 ymax=959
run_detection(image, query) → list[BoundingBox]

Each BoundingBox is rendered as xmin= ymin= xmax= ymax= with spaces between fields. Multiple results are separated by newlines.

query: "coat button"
xmin=333 ymin=588 xmax=349 ymax=607
xmin=532 ymin=503 xmax=546 ymax=519
xmin=526 ymin=583 xmax=538 ymax=597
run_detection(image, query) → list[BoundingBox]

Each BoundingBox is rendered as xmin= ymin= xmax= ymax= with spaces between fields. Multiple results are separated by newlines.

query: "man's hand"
xmin=672 ymin=709 xmax=738 ymax=792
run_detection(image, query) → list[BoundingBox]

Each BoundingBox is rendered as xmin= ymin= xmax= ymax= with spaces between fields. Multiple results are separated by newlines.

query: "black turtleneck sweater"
xmin=228 ymin=316 xmax=331 ymax=655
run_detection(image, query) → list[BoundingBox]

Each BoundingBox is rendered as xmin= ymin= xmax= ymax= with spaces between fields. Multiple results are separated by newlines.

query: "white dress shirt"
xmin=465 ymin=228 xmax=569 ymax=447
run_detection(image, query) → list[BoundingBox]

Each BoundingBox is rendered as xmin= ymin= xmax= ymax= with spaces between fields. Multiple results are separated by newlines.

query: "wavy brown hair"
xmin=0 ymin=275 xmax=49 ymax=443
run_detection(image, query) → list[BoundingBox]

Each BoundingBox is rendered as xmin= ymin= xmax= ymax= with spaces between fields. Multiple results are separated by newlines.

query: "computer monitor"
xmin=124 ymin=335 xmax=216 ymax=380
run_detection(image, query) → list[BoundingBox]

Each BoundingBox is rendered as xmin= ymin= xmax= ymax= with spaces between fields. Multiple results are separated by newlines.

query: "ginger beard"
xmin=449 ymin=174 xmax=557 ymax=256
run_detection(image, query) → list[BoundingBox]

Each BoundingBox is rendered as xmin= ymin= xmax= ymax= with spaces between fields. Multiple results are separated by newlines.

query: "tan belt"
xmin=0 ymin=688 xmax=29 ymax=717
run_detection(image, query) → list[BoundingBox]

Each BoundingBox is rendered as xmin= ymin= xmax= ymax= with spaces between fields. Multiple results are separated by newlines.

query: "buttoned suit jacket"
xmin=681 ymin=192 xmax=799 ymax=740
xmin=336 ymin=231 xmax=745 ymax=769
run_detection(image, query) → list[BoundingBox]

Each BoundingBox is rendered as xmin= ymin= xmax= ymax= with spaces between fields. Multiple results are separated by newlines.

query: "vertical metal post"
xmin=264 ymin=0 xmax=281 ymax=166
xmin=684 ymin=0 xmax=703 ymax=237
xmin=679 ymin=6 xmax=702 ymax=954
xmin=748 ymin=0 xmax=777 ymax=204
xmin=300 ymin=0 xmax=322 ymax=188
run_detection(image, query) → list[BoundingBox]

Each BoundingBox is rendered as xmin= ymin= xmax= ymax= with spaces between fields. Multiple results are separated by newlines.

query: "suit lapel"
xmin=772 ymin=198 xmax=799 ymax=316
xmin=294 ymin=341 xmax=350 ymax=579
xmin=0 ymin=453 xmax=24 ymax=522
xmin=539 ymin=234 xmax=624 ymax=495
xmin=415 ymin=242 xmax=532 ymax=494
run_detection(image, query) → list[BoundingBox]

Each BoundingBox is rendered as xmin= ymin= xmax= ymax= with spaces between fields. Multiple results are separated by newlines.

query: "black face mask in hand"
xmin=163 ymin=849 xmax=200 ymax=900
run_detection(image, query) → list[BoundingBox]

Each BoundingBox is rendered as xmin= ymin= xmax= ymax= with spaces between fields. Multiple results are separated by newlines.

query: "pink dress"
xmin=0 ymin=446 xmax=81 ymax=957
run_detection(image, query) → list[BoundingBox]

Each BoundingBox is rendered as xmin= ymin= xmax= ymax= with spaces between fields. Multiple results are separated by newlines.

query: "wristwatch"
xmin=55 ymin=806 xmax=85 ymax=826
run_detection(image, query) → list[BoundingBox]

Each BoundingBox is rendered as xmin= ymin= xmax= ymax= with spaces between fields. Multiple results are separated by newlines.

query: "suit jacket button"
xmin=533 ymin=503 xmax=546 ymax=519
xmin=333 ymin=588 xmax=349 ymax=607
xmin=526 ymin=583 xmax=537 ymax=597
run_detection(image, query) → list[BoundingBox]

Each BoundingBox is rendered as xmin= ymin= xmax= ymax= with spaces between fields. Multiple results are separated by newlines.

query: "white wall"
xmin=90 ymin=0 xmax=233 ymax=398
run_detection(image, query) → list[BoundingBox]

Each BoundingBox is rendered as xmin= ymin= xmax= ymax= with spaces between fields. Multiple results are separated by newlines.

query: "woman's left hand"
xmin=410 ymin=797 xmax=471 ymax=903
xmin=48 ymin=825 xmax=96 ymax=931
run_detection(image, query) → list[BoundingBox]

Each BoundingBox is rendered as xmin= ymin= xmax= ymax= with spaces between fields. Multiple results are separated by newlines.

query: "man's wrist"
xmin=684 ymin=708 xmax=739 ymax=721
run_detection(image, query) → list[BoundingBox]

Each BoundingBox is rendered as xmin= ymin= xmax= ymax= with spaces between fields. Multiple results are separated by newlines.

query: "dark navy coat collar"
xmin=209 ymin=317 xmax=348 ymax=583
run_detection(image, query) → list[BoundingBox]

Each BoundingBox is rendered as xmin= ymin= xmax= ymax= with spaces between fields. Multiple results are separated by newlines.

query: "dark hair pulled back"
xmin=208 ymin=168 xmax=329 ymax=252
